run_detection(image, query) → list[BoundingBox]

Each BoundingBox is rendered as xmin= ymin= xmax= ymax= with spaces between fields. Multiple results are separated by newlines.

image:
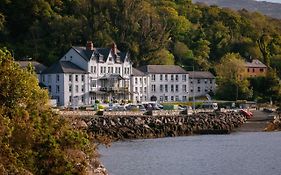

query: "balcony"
xmin=99 ymin=87 xmax=129 ymax=93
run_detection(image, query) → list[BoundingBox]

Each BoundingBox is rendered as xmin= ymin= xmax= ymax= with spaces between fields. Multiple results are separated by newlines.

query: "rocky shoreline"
xmin=76 ymin=112 xmax=246 ymax=141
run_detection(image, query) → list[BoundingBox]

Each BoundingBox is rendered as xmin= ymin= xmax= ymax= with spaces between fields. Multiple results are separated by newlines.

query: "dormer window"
xmin=109 ymin=57 xmax=112 ymax=62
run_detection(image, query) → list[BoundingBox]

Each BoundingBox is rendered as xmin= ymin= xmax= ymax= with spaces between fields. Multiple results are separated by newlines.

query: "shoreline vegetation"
xmin=0 ymin=49 xmax=108 ymax=175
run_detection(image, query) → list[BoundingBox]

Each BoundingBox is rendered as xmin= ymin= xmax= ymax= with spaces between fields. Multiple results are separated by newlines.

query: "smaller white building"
xmin=137 ymin=65 xmax=190 ymax=103
xmin=187 ymin=71 xmax=216 ymax=98
xmin=131 ymin=68 xmax=149 ymax=103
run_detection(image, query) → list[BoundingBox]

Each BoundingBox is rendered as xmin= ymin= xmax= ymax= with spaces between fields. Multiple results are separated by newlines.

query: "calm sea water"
xmin=99 ymin=132 xmax=281 ymax=175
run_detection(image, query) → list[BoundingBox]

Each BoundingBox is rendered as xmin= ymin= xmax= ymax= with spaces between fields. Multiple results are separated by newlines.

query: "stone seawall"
xmin=80 ymin=112 xmax=246 ymax=141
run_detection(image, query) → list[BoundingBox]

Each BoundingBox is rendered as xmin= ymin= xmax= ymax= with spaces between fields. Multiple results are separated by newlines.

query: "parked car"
xmin=240 ymin=109 xmax=253 ymax=119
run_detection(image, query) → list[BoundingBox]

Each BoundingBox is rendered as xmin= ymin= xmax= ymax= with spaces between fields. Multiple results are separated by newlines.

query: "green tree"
xmin=0 ymin=48 xmax=98 ymax=174
xmin=215 ymin=53 xmax=253 ymax=100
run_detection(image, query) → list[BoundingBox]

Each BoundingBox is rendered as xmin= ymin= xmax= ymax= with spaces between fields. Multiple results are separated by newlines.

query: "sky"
xmin=256 ymin=0 xmax=281 ymax=3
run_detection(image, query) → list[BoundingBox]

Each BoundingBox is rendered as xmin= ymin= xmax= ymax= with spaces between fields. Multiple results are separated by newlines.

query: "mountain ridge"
xmin=193 ymin=0 xmax=281 ymax=19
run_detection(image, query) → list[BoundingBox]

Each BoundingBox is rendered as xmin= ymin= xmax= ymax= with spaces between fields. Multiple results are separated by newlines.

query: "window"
xmin=48 ymin=86 xmax=52 ymax=93
xmin=152 ymin=74 xmax=156 ymax=81
xmin=175 ymin=75 xmax=178 ymax=81
xmin=100 ymin=67 xmax=103 ymax=74
xmin=81 ymin=95 xmax=84 ymax=103
xmin=171 ymin=75 xmax=174 ymax=81
xmin=191 ymin=89 xmax=193 ymax=92
xmin=171 ymin=85 xmax=174 ymax=92
xmin=69 ymin=75 xmax=72 ymax=81
xmin=171 ymin=96 xmax=174 ymax=101
xmin=175 ymin=96 xmax=179 ymax=101
xmin=108 ymin=67 xmax=110 ymax=73
xmin=115 ymin=67 xmax=118 ymax=73
xmin=205 ymin=89 xmax=208 ymax=92
xmin=56 ymin=85 xmax=60 ymax=93
xmin=260 ymin=68 xmax=264 ymax=72
xmin=175 ymin=85 xmax=179 ymax=92
xmin=182 ymin=75 xmax=186 ymax=81
xmin=160 ymin=96 xmax=163 ymax=101
xmin=160 ymin=74 xmax=163 ymax=81
xmin=135 ymin=77 xmax=138 ymax=84
xmin=111 ymin=67 xmax=113 ymax=73
xmin=81 ymin=85 xmax=84 ymax=92
xmin=140 ymin=87 xmax=143 ymax=92
xmin=160 ymin=85 xmax=163 ymax=92
xmin=182 ymin=85 xmax=187 ymax=92
xmin=247 ymin=68 xmax=250 ymax=72
xmin=183 ymin=96 xmax=187 ymax=101
xmin=56 ymin=75 xmax=59 ymax=82
xmin=69 ymin=85 xmax=72 ymax=92
xmin=109 ymin=57 xmax=112 ymax=61
xmin=140 ymin=78 xmax=143 ymax=84
xmin=152 ymin=85 xmax=156 ymax=92
xmin=69 ymin=96 xmax=72 ymax=103
xmin=75 ymin=85 xmax=79 ymax=93
xmin=198 ymin=86 xmax=201 ymax=92
xmin=75 ymin=75 xmax=78 ymax=82
xmin=190 ymin=79 xmax=193 ymax=84
xmin=91 ymin=80 xmax=96 ymax=88
xmin=210 ymin=79 xmax=213 ymax=84
xmin=91 ymin=66 xmax=94 ymax=73
xmin=165 ymin=74 xmax=168 ymax=81
xmin=252 ymin=68 xmax=255 ymax=72
xmin=165 ymin=84 xmax=168 ymax=92
xmin=165 ymin=96 xmax=168 ymax=101
xmin=205 ymin=79 xmax=207 ymax=84
xmin=42 ymin=75 xmax=45 ymax=82
xmin=197 ymin=79 xmax=200 ymax=84
xmin=144 ymin=78 xmax=146 ymax=84
xmin=135 ymin=87 xmax=138 ymax=92
xmin=118 ymin=67 xmax=121 ymax=74
xmin=94 ymin=66 xmax=96 ymax=73
xmin=144 ymin=87 xmax=147 ymax=93
xmin=81 ymin=75 xmax=85 ymax=82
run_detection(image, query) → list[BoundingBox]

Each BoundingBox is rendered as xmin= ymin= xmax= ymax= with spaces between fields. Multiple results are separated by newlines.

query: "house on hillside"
xmin=41 ymin=41 xmax=133 ymax=107
xmin=137 ymin=65 xmax=190 ymax=102
xmin=187 ymin=71 xmax=216 ymax=98
xmin=245 ymin=59 xmax=267 ymax=77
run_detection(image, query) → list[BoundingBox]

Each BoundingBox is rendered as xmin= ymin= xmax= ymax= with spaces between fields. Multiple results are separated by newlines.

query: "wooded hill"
xmin=193 ymin=0 xmax=281 ymax=19
xmin=0 ymin=0 xmax=281 ymax=101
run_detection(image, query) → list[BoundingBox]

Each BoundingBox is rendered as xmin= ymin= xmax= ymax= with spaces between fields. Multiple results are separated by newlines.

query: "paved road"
xmin=235 ymin=110 xmax=276 ymax=132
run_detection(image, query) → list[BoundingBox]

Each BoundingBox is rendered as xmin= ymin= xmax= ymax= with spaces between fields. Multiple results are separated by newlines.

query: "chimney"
xmin=111 ymin=42 xmax=117 ymax=55
xmin=86 ymin=41 xmax=94 ymax=50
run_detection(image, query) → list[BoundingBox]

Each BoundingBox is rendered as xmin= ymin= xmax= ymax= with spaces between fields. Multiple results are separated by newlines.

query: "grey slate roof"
xmin=132 ymin=68 xmax=146 ymax=76
xmin=138 ymin=65 xmax=188 ymax=74
xmin=187 ymin=71 xmax=215 ymax=79
xmin=16 ymin=61 xmax=47 ymax=74
xmin=42 ymin=61 xmax=87 ymax=74
xmin=72 ymin=46 xmax=128 ymax=63
xmin=245 ymin=59 xmax=267 ymax=68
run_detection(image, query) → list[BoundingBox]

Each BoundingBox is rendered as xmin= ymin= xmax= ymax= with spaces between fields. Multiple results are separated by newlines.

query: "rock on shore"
xmin=82 ymin=112 xmax=246 ymax=141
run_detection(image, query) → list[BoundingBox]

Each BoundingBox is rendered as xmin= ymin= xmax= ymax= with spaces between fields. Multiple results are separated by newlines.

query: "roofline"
xmin=71 ymin=47 xmax=90 ymax=62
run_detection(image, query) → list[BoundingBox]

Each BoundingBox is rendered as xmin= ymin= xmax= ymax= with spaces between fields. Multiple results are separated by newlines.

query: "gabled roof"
xmin=72 ymin=46 xmax=128 ymax=63
xmin=42 ymin=61 xmax=87 ymax=74
xmin=138 ymin=65 xmax=188 ymax=74
xmin=16 ymin=61 xmax=47 ymax=74
xmin=245 ymin=59 xmax=267 ymax=68
xmin=132 ymin=68 xmax=146 ymax=76
xmin=187 ymin=71 xmax=215 ymax=79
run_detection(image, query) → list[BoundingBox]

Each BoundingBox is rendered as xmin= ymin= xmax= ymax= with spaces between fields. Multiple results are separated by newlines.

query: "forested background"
xmin=0 ymin=0 xmax=281 ymax=101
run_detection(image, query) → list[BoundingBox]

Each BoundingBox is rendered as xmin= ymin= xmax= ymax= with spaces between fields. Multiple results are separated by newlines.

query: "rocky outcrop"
xmin=83 ymin=112 xmax=246 ymax=141
xmin=265 ymin=114 xmax=281 ymax=131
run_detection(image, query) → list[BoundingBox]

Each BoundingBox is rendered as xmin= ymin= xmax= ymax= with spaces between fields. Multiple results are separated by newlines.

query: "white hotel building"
xmin=39 ymin=42 xmax=215 ymax=107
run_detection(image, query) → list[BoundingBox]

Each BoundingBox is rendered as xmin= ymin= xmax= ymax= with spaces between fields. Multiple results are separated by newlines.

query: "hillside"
xmin=193 ymin=0 xmax=281 ymax=19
